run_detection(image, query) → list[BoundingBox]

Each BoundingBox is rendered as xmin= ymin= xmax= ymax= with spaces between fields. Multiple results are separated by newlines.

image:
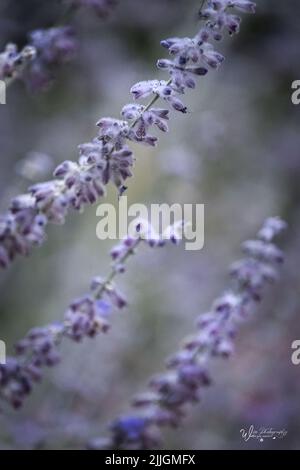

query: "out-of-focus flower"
xmin=89 ymin=217 xmax=286 ymax=450
xmin=0 ymin=43 xmax=36 ymax=81
xmin=1 ymin=0 xmax=117 ymax=90
xmin=0 ymin=27 xmax=77 ymax=91
xmin=24 ymin=27 xmax=78 ymax=91
xmin=15 ymin=152 xmax=54 ymax=182
xmin=0 ymin=223 xmax=182 ymax=409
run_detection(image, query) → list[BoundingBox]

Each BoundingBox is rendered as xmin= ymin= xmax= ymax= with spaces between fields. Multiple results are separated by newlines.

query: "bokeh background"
xmin=0 ymin=0 xmax=300 ymax=450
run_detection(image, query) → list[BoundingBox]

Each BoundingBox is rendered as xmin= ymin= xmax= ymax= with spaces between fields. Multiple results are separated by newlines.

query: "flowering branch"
xmin=0 ymin=224 xmax=181 ymax=409
xmin=0 ymin=1 xmax=116 ymax=91
xmin=0 ymin=0 xmax=256 ymax=269
xmin=88 ymin=217 xmax=287 ymax=450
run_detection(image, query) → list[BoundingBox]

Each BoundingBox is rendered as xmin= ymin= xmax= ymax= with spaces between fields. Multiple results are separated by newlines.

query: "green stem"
xmin=95 ymin=237 xmax=141 ymax=299
xmin=130 ymin=78 xmax=172 ymax=128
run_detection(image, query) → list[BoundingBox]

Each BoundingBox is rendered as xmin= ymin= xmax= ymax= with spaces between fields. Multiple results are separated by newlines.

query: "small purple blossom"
xmin=0 ymin=44 xmax=36 ymax=81
xmin=24 ymin=27 xmax=78 ymax=91
xmin=130 ymin=80 xmax=187 ymax=114
xmin=29 ymin=27 xmax=77 ymax=65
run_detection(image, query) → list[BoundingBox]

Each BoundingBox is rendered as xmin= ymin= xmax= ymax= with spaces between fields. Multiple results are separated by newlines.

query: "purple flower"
xmin=0 ymin=0 xmax=256 ymax=269
xmin=111 ymin=416 xmax=149 ymax=443
xmin=89 ymin=217 xmax=286 ymax=450
xmin=29 ymin=27 xmax=77 ymax=65
xmin=24 ymin=27 xmax=78 ymax=91
xmin=0 ymin=44 xmax=36 ymax=81
xmin=0 ymin=226 xmax=184 ymax=408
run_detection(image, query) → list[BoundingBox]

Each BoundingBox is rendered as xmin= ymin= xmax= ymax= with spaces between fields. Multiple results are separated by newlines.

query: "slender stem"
xmin=95 ymin=237 xmax=141 ymax=298
xmin=199 ymin=0 xmax=206 ymax=15
xmin=130 ymin=78 xmax=172 ymax=128
xmin=0 ymin=237 xmax=142 ymax=405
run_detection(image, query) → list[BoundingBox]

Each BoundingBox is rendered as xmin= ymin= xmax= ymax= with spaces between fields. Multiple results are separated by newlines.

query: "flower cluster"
xmin=1 ymin=0 xmax=117 ymax=90
xmin=129 ymin=0 xmax=256 ymax=124
xmin=130 ymin=80 xmax=188 ymax=114
xmin=0 ymin=223 xmax=181 ymax=409
xmin=0 ymin=27 xmax=76 ymax=90
xmin=0 ymin=43 xmax=36 ymax=82
xmin=0 ymin=0 xmax=255 ymax=269
xmin=200 ymin=0 xmax=256 ymax=36
xmin=88 ymin=217 xmax=286 ymax=450
xmin=24 ymin=26 xmax=78 ymax=91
